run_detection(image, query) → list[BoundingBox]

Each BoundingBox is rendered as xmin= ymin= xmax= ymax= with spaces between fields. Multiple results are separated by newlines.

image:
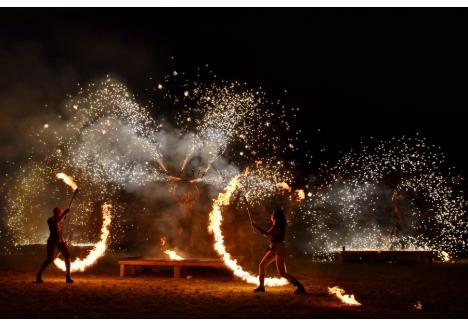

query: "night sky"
xmin=1 ymin=9 xmax=468 ymax=178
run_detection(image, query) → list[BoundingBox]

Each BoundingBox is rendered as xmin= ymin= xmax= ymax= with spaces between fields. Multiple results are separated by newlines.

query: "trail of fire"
xmin=54 ymin=172 xmax=113 ymax=272
xmin=54 ymin=203 xmax=112 ymax=272
xmin=208 ymin=175 xmax=288 ymax=287
xmin=328 ymin=286 xmax=362 ymax=306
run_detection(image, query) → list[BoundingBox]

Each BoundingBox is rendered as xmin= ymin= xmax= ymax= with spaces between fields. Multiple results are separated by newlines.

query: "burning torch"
xmin=66 ymin=188 xmax=79 ymax=211
xmin=56 ymin=172 xmax=79 ymax=216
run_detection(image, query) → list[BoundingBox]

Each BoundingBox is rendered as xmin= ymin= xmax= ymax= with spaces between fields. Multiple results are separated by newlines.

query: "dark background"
xmin=1 ymin=9 xmax=467 ymax=178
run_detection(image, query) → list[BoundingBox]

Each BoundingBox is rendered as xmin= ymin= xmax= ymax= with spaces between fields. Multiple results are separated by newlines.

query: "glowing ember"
xmin=294 ymin=189 xmax=305 ymax=202
xmin=56 ymin=172 xmax=78 ymax=191
xmin=54 ymin=203 xmax=112 ymax=272
xmin=208 ymin=175 xmax=288 ymax=287
xmin=440 ymin=251 xmax=451 ymax=262
xmin=276 ymin=182 xmax=291 ymax=192
xmin=164 ymin=249 xmax=184 ymax=260
xmin=328 ymin=286 xmax=362 ymax=306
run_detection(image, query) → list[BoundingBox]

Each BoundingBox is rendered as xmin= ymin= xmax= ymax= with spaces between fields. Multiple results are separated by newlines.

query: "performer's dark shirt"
xmin=267 ymin=224 xmax=285 ymax=243
xmin=47 ymin=217 xmax=63 ymax=242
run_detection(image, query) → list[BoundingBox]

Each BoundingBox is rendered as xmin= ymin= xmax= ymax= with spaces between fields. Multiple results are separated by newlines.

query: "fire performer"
xmin=250 ymin=209 xmax=306 ymax=294
xmin=35 ymin=207 xmax=74 ymax=283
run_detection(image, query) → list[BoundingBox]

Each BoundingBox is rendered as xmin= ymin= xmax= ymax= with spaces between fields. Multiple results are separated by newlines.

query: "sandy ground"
xmin=1 ymin=250 xmax=468 ymax=318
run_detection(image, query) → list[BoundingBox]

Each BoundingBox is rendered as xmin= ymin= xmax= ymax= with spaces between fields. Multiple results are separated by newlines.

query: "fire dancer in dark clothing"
xmin=36 ymin=207 xmax=74 ymax=283
xmin=251 ymin=209 xmax=306 ymax=294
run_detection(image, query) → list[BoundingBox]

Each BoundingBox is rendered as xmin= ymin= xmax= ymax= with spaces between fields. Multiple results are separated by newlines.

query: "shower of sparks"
xmin=4 ymin=74 xmax=301 ymax=252
xmin=299 ymin=136 xmax=467 ymax=259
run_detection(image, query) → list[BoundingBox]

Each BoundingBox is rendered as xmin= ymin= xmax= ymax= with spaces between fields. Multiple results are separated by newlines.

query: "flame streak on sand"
xmin=208 ymin=175 xmax=288 ymax=287
xmin=54 ymin=173 xmax=112 ymax=272
xmin=328 ymin=286 xmax=362 ymax=306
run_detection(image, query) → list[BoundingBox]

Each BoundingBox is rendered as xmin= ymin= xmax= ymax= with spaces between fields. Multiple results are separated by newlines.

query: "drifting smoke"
xmin=0 ymin=34 xmax=162 ymax=251
xmin=3 ymin=73 xmax=301 ymax=265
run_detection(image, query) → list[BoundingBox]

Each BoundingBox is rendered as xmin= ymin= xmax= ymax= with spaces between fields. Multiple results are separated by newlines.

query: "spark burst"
xmin=299 ymin=136 xmax=466 ymax=258
xmin=4 ymin=75 xmax=301 ymax=254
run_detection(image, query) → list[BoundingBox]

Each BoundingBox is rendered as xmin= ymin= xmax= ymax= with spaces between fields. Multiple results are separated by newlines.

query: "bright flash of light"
xmin=208 ymin=175 xmax=288 ymax=287
xmin=328 ymin=286 xmax=362 ymax=306
xmin=54 ymin=203 xmax=112 ymax=272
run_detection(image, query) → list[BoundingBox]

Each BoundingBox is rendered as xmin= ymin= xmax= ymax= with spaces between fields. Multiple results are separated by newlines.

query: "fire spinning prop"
xmin=56 ymin=172 xmax=79 ymax=209
xmin=53 ymin=172 xmax=113 ymax=272
xmin=208 ymin=175 xmax=288 ymax=287
xmin=328 ymin=286 xmax=362 ymax=306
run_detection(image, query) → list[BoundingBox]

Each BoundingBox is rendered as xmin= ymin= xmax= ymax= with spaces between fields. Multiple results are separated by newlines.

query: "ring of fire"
xmin=208 ymin=175 xmax=288 ymax=287
xmin=53 ymin=173 xmax=113 ymax=272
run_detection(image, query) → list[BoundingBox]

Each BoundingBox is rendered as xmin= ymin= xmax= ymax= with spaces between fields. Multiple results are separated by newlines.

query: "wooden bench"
xmin=118 ymin=257 xmax=226 ymax=278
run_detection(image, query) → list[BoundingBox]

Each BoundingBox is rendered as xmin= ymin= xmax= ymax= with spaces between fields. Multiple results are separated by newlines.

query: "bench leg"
xmin=130 ymin=265 xmax=136 ymax=276
xmin=120 ymin=264 xmax=125 ymax=278
xmin=174 ymin=266 xmax=181 ymax=278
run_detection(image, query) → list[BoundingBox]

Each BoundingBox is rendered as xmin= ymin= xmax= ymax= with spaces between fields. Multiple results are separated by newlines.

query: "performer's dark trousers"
xmin=37 ymin=240 xmax=71 ymax=278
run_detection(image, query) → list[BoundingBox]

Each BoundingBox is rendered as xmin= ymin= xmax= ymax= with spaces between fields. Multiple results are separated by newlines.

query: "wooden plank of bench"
xmin=118 ymin=258 xmax=225 ymax=278
xmin=118 ymin=260 xmax=224 ymax=267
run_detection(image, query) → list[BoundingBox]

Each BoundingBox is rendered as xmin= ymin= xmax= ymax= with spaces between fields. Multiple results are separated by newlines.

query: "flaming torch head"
xmin=56 ymin=173 xmax=78 ymax=191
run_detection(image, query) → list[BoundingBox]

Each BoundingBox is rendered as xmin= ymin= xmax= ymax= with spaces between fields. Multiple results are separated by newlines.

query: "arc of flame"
xmin=56 ymin=172 xmax=78 ymax=191
xmin=54 ymin=203 xmax=112 ymax=272
xmin=164 ymin=249 xmax=184 ymax=260
xmin=328 ymin=286 xmax=362 ymax=306
xmin=54 ymin=172 xmax=112 ymax=272
xmin=208 ymin=175 xmax=288 ymax=287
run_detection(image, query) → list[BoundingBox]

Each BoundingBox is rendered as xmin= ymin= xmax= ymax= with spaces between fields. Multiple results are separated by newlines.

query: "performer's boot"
xmin=291 ymin=279 xmax=306 ymax=295
xmin=65 ymin=274 xmax=74 ymax=283
xmin=35 ymin=273 xmax=43 ymax=283
xmin=254 ymin=274 xmax=265 ymax=293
